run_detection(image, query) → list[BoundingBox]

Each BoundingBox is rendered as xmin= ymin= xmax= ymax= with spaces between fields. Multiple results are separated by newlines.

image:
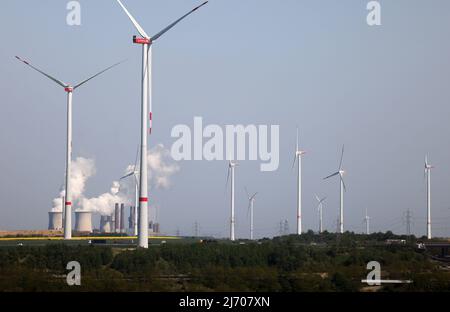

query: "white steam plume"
xmin=80 ymin=144 xmax=180 ymax=216
xmin=51 ymin=157 xmax=96 ymax=212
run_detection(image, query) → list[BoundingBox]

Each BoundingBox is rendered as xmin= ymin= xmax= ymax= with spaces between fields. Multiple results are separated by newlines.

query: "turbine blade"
xmin=116 ymin=0 xmax=149 ymax=38
xmin=15 ymin=56 xmax=68 ymax=88
xmin=74 ymin=60 xmax=124 ymax=90
xmin=134 ymin=144 xmax=140 ymax=172
xmin=292 ymin=153 xmax=297 ymax=169
xmin=147 ymin=45 xmax=152 ymax=134
xmin=339 ymin=144 xmax=345 ymax=170
xmin=120 ymin=171 xmax=134 ymax=180
xmin=251 ymin=192 xmax=258 ymax=200
xmin=296 ymin=127 xmax=299 ymax=152
xmin=151 ymin=1 xmax=208 ymax=41
xmin=340 ymin=174 xmax=347 ymax=192
xmin=315 ymin=194 xmax=320 ymax=202
xmin=324 ymin=172 xmax=340 ymax=180
xmin=245 ymin=187 xmax=250 ymax=199
xmin=225 ymin=166 xmax=230 ymax=191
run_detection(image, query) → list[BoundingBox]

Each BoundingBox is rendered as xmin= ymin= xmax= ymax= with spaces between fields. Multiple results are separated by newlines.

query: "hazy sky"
xmin=1 ymin=0 xmax=449 ymax=238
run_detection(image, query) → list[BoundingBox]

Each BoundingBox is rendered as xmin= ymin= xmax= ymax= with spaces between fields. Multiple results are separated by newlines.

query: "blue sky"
xmin=1 ymin=0 xmax=450 ymax=238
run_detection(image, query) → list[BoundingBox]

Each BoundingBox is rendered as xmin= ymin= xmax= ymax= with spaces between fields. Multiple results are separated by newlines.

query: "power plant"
xmin=48 ymin=211 xmax=63 ymax=231
xmin=99 ymin=204 xmax=159 ymax=234
xmin=74 ymin=210 xmax=93 ymax=233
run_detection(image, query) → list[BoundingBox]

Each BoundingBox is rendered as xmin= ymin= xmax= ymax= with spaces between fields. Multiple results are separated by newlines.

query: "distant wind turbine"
xmin=425 ymin=155 xmax=434 ymax=239
xmin=115 ymin=0 xmax=208 ymax=248
xmin=226 ymin=160 xmax=238 ymax=241
xmin=364 ymin=208 xmax=370 ymax=235
xmin=292 ymin=128 xmax=306 ymax=235
xmin=314 ymin=194 xmax=327 ymax=233
xmin=324 ymin=145 xmax=346 ymax=234
xmin=245 ymin=187 xmax=258 ymax=240
xmin=120 ymin=148 xmax=140 ymax=236
xmin=15 ymin=56 xmax=122 ymax=240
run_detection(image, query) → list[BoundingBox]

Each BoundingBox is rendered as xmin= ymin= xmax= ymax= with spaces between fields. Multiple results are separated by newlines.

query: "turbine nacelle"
xmin=64 ymin=87 xmax=74 ymax=93
xmin=133 ymin=36 xmax=152 ymax=45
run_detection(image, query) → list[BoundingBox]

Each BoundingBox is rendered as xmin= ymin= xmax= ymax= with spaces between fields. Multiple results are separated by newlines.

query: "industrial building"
xmin=48 ymin=211 xmax=63 ymax=231
xmin=74 ymin=210 xmax=93 ymax=233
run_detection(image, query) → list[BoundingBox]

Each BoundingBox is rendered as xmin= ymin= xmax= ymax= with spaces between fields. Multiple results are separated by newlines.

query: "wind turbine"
xmin=425 ymin=155 xmax=434 ymax=239
xmin=245 ymin=187 xmax=258 ymax=240
xmin=120 ymin=149 xmax=140 ymax=236
xmin=15 ymin=56 xmax=122 ymax=240
xmin=115 ymin=0 xmax=208 ymax=248
xmin=314 ymin=194 xmax=326 ymax=233
xmin=324 ymin=145 xmax=346 ymax=234
xmin=226 ymin=161 xmax=238 ymax=241
xmin=292 ymin=128 xmax=305 ymax=235
xmin=364 ymin=208 xmax=370 ymax=235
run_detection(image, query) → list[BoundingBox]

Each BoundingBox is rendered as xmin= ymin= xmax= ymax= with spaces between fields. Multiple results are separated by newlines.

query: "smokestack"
xmin=100 ymin=215 xmax=112 ymax=233
xmin=120 ymin=203 xmax=125 ymax=233
xmin=129 ymin=206 xmax=134 ymax=229
xmin=74 ymin=211 xmax=92 ymax=232
xmin=114 ymin=203 xmax=120 ymax=233
xmin=154 ymin=223 xmax=160 ymax=234
xmin=48 ymin=211 xmax=63 ymax=230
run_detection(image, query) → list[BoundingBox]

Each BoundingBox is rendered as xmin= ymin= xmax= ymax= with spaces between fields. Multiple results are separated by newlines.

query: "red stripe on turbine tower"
xmin=139 ymin=197 xmax=148 ymax=202
xmin=65 ymin=202 xmax=72 ymax=206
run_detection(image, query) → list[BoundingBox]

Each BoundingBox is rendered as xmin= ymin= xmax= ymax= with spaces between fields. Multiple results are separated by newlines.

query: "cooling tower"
xmin=114 ymin=203 xmax=120 ymax=233
xmin=120 ymin=204 xmax=125 ymax=233
xmin=48 ymin=211 xmax=63 ymax=230
xmin=74 ymin=211 xmax=92 ymax=232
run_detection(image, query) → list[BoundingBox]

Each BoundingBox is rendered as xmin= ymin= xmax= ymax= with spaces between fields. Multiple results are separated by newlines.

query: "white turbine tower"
xmin=292 ymin=128 xmax=305 ymax=235
xmin=324 ymin=145 xmax=346 ymax=234
xmin=364 ymin=208 xmax=370 ymax=235
xmin=115 ymin=0 xmax=208 ymax=248
xmin=15 ymin=56 xmax=122 ymax=240
xmin=226 ymin=161 xmax=238 ymax=241
xmin=314 ymin=194 xmax=326 ymax=234
xmin=245 ymin=188 xmax=258 ymax=240
xmin=425 ymin=155 xmax=434 ymax=239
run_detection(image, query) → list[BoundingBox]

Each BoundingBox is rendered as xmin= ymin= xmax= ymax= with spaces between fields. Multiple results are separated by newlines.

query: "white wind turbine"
xmin=115 ymin=0 xmax=208 ymax=248
xmin=314 ymin=194 xmax=326 ymax=234
xmin=364 ymin=208 xmax=370 ymax=235
xmin=292 ymin=128 xmax=305 ymax=235
xmin=425 ymin=155 xmax=434 ymax=239
xmin=120 ymin=149 xmax=140 ymax=236
xmin=16 ymin=56 xmax=122 ymax=240
xmin=245 ymin=187 xmax=258 ymax=240
xmin=324 ymin=145 xmax=346 ymax=234
xmin=226 ymin=160 xmax=238 ymax=241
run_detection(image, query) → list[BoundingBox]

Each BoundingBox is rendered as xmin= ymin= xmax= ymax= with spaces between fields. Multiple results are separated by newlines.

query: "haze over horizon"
xmin=1 ymin=0 xmax=450 ymax=238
